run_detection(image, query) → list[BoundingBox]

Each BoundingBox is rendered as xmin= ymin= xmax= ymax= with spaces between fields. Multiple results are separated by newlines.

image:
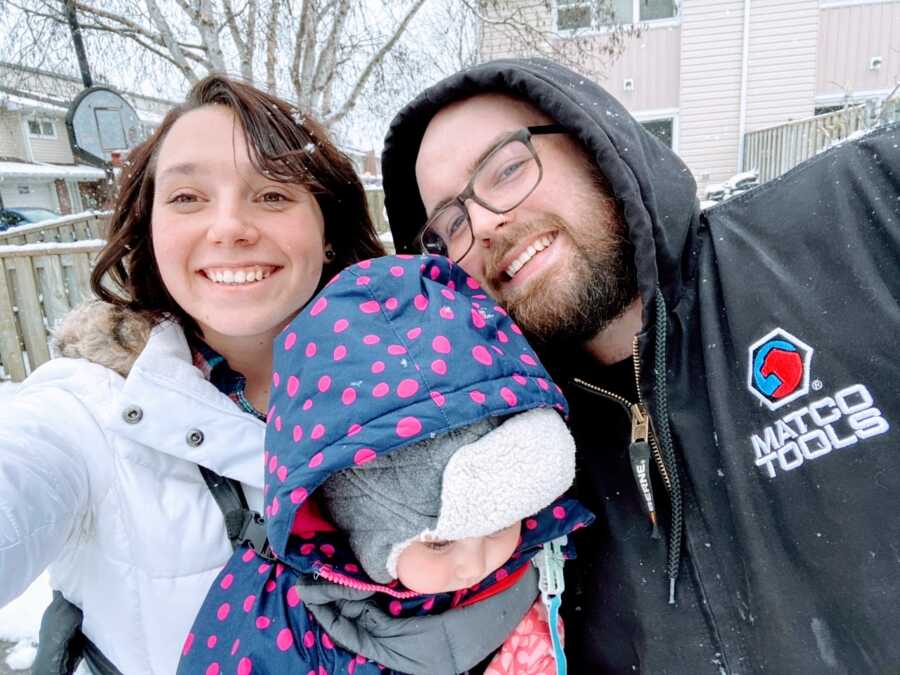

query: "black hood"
xmin=382 ymin=57 xmax=700 ymax=320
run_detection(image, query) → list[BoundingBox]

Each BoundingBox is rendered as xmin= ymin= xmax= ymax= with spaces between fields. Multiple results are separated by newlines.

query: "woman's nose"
xmin=207 ymin=196 xmax=258 ymax=246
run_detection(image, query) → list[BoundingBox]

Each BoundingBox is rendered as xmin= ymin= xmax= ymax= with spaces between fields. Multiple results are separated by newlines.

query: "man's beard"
xmin=484 ymin=211 xmax=637 ymax=346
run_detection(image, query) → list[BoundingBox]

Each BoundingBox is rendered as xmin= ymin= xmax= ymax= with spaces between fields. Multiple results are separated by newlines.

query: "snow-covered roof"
xmin=0 ymin=161 xmax=106 ymax=180
xmin=0 ymin=91 xmax=67 ymax=114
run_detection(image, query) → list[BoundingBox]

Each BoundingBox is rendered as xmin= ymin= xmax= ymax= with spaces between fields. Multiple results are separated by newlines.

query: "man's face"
xmin=415 ymin=94 xmax=637 ymax=344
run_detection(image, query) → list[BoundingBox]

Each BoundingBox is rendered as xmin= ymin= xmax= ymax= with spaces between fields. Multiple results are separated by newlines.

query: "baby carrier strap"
xmin=197 ymin=465 xmax=272 ymax=558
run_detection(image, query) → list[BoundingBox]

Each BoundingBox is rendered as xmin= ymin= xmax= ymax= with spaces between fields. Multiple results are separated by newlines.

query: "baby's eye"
xmin=423 ymin=540 xmax=452 ymax=552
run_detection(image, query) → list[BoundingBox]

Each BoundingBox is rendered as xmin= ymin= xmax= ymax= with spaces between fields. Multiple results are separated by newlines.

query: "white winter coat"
xmin=0 ymin=303 xmax=266 ymax=675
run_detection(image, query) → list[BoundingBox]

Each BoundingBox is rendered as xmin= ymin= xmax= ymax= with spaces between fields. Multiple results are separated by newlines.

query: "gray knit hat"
xmin=321 ymin=407 xmax=576 ymax=584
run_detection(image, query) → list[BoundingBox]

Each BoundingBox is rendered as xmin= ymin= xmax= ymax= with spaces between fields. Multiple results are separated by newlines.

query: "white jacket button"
xmin=186 ymin=429 xmax=205 ymax=447
xmin=123 ymin=405 xmax=143 ymax=424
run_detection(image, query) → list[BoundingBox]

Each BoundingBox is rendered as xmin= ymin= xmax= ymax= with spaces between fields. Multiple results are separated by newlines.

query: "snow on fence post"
xmin=0 ymin=211 xmax=111 ymax=246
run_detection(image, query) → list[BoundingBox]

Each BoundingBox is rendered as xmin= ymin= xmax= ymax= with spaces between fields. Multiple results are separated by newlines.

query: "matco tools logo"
xmin=748 ymin=328 xmax=812 ymax=411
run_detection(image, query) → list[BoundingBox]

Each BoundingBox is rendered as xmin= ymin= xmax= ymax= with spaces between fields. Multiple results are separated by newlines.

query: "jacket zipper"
xmin=312 ymin=562 xmax=420 ymax=599
xmin=571 ymin=337 xmax=671 ymax=538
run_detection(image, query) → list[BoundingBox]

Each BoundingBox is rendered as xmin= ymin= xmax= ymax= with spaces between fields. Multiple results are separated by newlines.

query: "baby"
xmin=178 ymin=255 xmax=593 ymax=675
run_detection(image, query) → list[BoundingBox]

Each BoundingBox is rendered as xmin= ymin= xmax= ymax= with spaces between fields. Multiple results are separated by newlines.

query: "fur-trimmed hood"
xmin=52 ymin=301 xmax=155 ymax=378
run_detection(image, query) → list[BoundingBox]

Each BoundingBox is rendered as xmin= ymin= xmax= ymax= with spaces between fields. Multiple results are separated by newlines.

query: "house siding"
xmin=816 ymin=2 xmax=900 ymax=99
xmin=0 ymin=111 xmax=26 ymax=160
xmin=597 ymin=26 xmax=681 ymax=112
xmin=28 ymin=116 xmax=75 ymax=164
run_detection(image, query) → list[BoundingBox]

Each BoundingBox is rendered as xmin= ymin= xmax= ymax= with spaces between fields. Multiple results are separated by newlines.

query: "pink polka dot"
xmin=385 ymin=298 xmax=399 ymax=311
xmin=373 ymin=382 xmax=390 ymax=397
xmin=500 ymin=387 xmax=517 ymax=407
xmin=359 ymin=300 xmax=380 ymax=314
xmin=265 ymin=579 xmax=276 ymax=592
xmin=466 ymin=277 xmax=480 ymax=290
xmin=275 ymin=563 xmax=284 ymax=577
xmin=243 ymin=594 xmax=256 ymax=612
xmin=520 ymin=354 xmax=537 ymax=366
xmin=293 ymin=425 xmax=304 ymax=442
xmin=258 ymin=563 xmax=271 ymax=575
xmin=396 ymin=417 xmax=422 ymax=438
xmin=333 ymin=345 xmax=347 ymax=361
xmin=347 ymin=423 xmax=362 ymax=436
xmin=429 ymin=266 xmax=440 ymax=280
xmin=432 ymin=336 xmax=451 ymax=353
xmin=206 ymin=662 xmax=220 ymax=675
xmin=414 ymin=294 xmax=428 ymax=311
xmin=358 ymin=259 xmax=372 ymax=269
xmin=311 ymin=424 xmax=325 ymax=439
xmin=371 ymin=360 xmax=385 ymax=374
xmin=496 ymin=568 xmax=509 ymax=581
xmin=356 ymin=275 xmax=370 ymax=286
xmin=333 ymin=318 xmax=349 ymax=333
xmin=322 ymin=633 xmax=335 ymax=650
xmin=310 ymin=297 xmax=328 ymax=316
xmin=387 ymin=344 xmax=406 ymax=355
xmin=472 ymin=345 xmax=493 ymax=365
xmin=341 ymin=387 xmax=357 ymax=405
xmin=390 ymin=265 xmax=405 ymax=277
xmin=216 ymin=602 xmax=230 ymax=621
xmin=537 ymin=378 xmax=549 ymax=391
xmin=231 ymin=639 xmax=240 ymax=655
xmin=354 ymin=448 xmax=376 ymax=465
xmin=238 ymin=656 xmax=253 ymax=675
xmin=318 ymin=375 xmax=332 ymax=392
xmin=406 ymin=327 xmax=422 ymax=339
xmin=345 ymin=563 xmax=359 ymax=573
xmin=242 ymin=549 xmax=255 ymax=562
xmin=511 ymin=323 xmax=523 ymax=335
xmin=494 ymin=305 xmax=508 ymax=316
xmin=526 ymin=518 xmax=538 ymax=530
xmin=309 ymin=452 xmax=324 ymax=468
xmin=471 ymin=309 xmax=486 ymax=329
xmin=304 ymin=631 xmax=316 ymax=648
xmin=441 ymin=289 xmax=455 ymax=301
xmin=272 ymin=372 xmax=281 ymax=388
xmin=492 ymin=345 xmax=504 ymax=355
xmin=423 ymin=597 xmax=435 ymax=611
xmin=268 ymin=455 xmax=278 ymax=473
xmin=270 ymin=496 xmax=280 ymax=516
xmin=470 ymin=390 xmax=486 ymax=404
xmin=497 ymin=330 xmax=509 ymax=344
xmin=286 ymin=376 xmax=300 ymax=398
xmin=276 ymin=628 xmax=293 ymax=651
xmin=439 ymin=307 xmax=454 ymax=320
xmin=283 ymin=332 xmax=297 ymax=351
xmin=277 ymin=465 xmax=288 ymax=482
xmin=182 ymin=632 xmax=194 ymax=656
xmin=305 ymin=342 xmax=317 ymax=357
xmin=320 ymin=543 xmax=336 ymax=557
xmin=274 ymin=416 xmax=282 ymax=432
xmin=255 ymin=616 xmax=271 ymax=629
xmin=363 ymin=334 xmax=380 ymax=345
xmin=207 ymin=634 xmax=217 ymax=648
xmin=220 ymin=573 xmax=234 ymax=590
xmin=431 ymin=359 xmax=448 ymax=375
xmin=430 ymin=391 xmax=446 ymax=407
xmin=397 ymin=379 xmax=419 ymax=398
xmin=300 ymin=543 xmax=315 ymax=555
xmin=389 ymin=600 xmax=403 ymax=616
xmin=303 ymin=399 xmax=313 ymax=411
xmin=553 ymin=505 xmax=566 ymax=519
xmin=286 ymin=586 xmax=300 ymax=607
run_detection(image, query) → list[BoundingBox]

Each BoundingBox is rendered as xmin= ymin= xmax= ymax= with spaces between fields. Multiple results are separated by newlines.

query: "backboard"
xmin=66 ymin=86 xmax=142 ymax=167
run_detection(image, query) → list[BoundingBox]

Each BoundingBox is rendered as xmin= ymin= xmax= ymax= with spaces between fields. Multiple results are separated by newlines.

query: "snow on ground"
xmin=0 ymin=379 xmax=47 ymax=670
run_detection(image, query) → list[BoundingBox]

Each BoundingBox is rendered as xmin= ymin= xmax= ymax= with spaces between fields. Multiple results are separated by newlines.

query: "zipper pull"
xmin=629 ymin=404 xmax=660 ymax=540
xmin=532 ymin=537 xmax=568 ymax=675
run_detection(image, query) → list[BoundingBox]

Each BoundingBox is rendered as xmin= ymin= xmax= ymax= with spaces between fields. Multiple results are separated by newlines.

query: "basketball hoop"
xmin=66 ymin=86 xmax=142 ymax=168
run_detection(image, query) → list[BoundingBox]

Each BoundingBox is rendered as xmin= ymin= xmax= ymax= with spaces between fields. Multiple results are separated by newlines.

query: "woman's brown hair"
xmin=91 ymin=74 xmax=385 ymax=335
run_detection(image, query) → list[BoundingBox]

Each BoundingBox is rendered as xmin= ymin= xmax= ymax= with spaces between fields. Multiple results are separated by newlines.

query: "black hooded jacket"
xmin=381 ymin=59 xmax=900 ymax=673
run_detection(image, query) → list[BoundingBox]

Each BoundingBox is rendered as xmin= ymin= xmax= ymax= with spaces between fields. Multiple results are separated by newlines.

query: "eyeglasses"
xmin=416 ymin=124 xmax=566 ymax=263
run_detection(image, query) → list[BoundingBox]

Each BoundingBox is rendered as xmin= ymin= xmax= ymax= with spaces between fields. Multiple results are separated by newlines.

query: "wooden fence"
xmin=0 ymin=210 xmax=110 ymax=245
xmin=742 ymin=105 xmax=870 ymax=183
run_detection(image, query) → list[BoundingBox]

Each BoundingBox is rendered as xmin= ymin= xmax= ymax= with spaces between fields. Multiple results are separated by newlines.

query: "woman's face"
xmin=151 ymin=105 xmax=327 ymax=349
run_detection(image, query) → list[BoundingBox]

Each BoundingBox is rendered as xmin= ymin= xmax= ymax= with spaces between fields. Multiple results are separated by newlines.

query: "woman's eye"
xmin=261 ymin=191 xmax=289 ymax=204
xmin=168 ymin=193 xmax=198 ymax=204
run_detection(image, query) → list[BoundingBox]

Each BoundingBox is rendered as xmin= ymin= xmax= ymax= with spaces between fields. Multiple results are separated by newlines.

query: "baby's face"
xmin=395 ymin=521 xmax=522 ymax=594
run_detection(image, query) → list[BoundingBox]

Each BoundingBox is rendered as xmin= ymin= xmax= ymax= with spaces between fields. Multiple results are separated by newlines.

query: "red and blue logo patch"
xmin=748 ymin=328 xmax=813 ymax=410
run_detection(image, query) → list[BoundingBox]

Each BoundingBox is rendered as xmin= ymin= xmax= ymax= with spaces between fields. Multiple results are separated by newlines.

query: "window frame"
xmin=27 ymin=117 xmax=58 ymax=139
xmin=633 ymin=109 xmax=679 ymax=152
xmin=555 ymin=0 xmax=680 ymax=35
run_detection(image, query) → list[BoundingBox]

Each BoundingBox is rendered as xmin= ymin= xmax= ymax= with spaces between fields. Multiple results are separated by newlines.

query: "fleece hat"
xmin=323 ymin=408 xmax=575 ymax=584
xmin=264 ymin=254 xmax=570 ymax=566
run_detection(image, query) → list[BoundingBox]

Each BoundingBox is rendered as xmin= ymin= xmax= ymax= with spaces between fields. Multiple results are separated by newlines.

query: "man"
xmin=381 ymin=58 xmax=900 ymax=672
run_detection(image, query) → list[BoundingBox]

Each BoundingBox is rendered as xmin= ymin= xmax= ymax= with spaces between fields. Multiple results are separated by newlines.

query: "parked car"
xmin=0 ymin=207 xmax=60 ymax=231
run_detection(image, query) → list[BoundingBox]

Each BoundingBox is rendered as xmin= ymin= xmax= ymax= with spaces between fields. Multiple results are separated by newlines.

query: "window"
xmin=640 ymin=118 xmax=674 ymax=149
xmin=27 ymin=118 xmax=56 ymax=138
xmin=557 ymin=0 xmax=678 ymax=31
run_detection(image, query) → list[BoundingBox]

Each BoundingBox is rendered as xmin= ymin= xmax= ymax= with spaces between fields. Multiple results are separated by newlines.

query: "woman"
xmin=0 ymin=75 xmax=383 ymax=675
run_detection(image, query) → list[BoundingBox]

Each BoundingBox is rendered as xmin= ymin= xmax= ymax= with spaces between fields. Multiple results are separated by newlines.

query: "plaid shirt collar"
xmin=190 ymin=338 xmax=266 ymax=422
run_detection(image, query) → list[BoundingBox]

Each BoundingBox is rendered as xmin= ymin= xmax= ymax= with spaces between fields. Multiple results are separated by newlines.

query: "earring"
xmin=325 ymin=249 xmax=336 ymax=260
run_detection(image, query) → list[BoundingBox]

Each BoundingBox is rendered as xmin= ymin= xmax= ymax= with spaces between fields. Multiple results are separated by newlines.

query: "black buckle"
xmin=229 ymin=510 xmax=275 ymax=560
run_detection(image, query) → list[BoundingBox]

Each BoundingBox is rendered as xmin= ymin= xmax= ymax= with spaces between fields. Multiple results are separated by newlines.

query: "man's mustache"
xmin=483 ymin=217 xmax=566 ymax=289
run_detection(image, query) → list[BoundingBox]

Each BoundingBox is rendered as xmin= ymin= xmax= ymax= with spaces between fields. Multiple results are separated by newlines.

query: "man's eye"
xmin=445 ymin=213 xmax=467 ymax=239
xmin=497 ymin=159 xmax=528 ymax=182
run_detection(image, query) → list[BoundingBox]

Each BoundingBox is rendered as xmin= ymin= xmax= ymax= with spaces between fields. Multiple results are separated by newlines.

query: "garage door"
xmin=0 ymin=180 xmax=57 ymax=211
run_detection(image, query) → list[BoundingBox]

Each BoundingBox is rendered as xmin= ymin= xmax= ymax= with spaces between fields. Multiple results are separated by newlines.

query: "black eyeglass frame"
xmin=416 ymin=123 xmax=567 ymax=263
